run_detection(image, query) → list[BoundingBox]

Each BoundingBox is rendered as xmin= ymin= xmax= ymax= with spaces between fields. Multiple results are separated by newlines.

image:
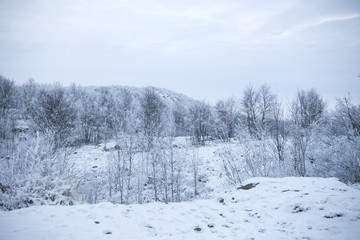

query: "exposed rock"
xmin=238 ymin=183 xmax=259 ymax=190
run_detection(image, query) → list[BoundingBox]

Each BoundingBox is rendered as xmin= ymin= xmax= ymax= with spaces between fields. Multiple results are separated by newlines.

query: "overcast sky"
xmin=1 ymin=0 xmax=359 ymax=106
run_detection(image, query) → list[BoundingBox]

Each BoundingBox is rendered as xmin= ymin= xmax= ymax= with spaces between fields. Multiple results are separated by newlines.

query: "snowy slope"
xmin=82 ymin=85 xmax=199 ymax=109
xmin=1 ymin=177 xmax=359 ymax=240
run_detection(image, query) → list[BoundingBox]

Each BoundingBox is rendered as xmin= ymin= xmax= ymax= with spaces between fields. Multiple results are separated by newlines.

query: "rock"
xmin=238 ymin=183 xmax=259 ymax=190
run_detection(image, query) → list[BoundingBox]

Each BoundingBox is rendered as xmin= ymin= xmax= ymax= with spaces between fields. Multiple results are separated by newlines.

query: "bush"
xmin=0 ymin=176 xmax=75 ymax=210
xmin=313 ymin=136 xmax=360 ymax=183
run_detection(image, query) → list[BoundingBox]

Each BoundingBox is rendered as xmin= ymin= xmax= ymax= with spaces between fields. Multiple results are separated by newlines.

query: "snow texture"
xmin=1 ymin=177 xmax=359 ymax=240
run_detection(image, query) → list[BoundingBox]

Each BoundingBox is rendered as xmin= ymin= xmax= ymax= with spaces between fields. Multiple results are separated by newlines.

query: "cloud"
xmin=274 ymin=13 xmax=360 ymax=39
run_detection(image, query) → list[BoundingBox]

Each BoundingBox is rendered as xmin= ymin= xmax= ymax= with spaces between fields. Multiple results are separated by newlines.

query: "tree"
xmin=189 ymin=101 xmax=213 ymax=145
xmin=140 ymin=87 xmax=168 ymax=201
xmin=172 ymin=102 xmax=188 ymax=137
xmin=76 ymin=89 xmax=101 ymax=144
xmin=289 ymin=88 xmax=326 ymax=176
xmin=258 ymin=84 xmax=275 ymax=130
xmin=291 ymin=89 xmax=326 ymax=129
xmin=110 ymin=88 xmax=139 ymax=204
xmin=0 ymin=75 xmax=16 ymax=116
xmin=241 ymin=84 xmax=277 ymax=138
xmin=114 ymin=88 xmax=135 ymax=135
xmin=0 ymin=75 xmax=17 ymax=154
xmin=215 ymin=97 xmax=240 ymax=141
xmin=20 ymin=79 xmax=38 ymax=119
xmin=335 ymin=95 xmax=360 ymax=136
xmin=140 ymin=87 xmax=167 ymax=151
xmin=31 ymin=86 xmax=76 ymax=151
xmin=241 ymin=85 xmax=260 ymax=137
xmin=98 ymin=88 xmax=116 ymax=147
xmin=269 ymin=100 xmax=287 ymax=162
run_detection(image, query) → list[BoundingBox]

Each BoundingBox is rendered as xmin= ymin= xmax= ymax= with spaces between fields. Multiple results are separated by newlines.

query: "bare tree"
xmin=258 ymin=84 xmax=275 ymax=130
xmin=30 ymin=86 xmax=76 ymax=151
xmin=289 ymin=89 xmax=326 ymax=176
xmin=172 ymin=102 xmax=188 ymax=137
xmin=215 ymin=97 xmax=240 ymax=141
xmin=270 ymin=100 xmax=287 ymax=162
xmin=292 ymin=89 xmax=326 ymax=129
xmin=0 ymin=76 xmax=16 ymax=151
xmin=98 ymin=88 xmax=116 ymax=148
xmin=20 ymin=79 xmax=38 ymax=119
xmin=0 ymin=75 xmax=16 ymax=116
xmin=140 ymin=88 xmax=168 ymax=201
xmin=335 ymin=95 xmax=360 ymax=136
xmin=189 ymin=101 xmax=213 ymax=145
xmin=241 ymin=85 xmax=260 ymax=137
xmin=140 ymin=87 xmax=167 ymax=151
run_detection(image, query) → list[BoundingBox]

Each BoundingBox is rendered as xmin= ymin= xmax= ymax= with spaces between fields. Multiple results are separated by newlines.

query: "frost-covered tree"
xmin=258 ymin=84 xmax=276 ymax=130
xmin=30 ymin=86 xmax=77 ymax=151
xmin=269 ymin=100 xmax=287 ymax=162
xmin=292 ymin=89 xmax=326 ymax=129
xmin=189 ymin=101 xmax=213 ymax=145
xmin=241 ymin=84 xmax=276 ymax=138
xmin=98 ymin=88 xmax=117 ymax=147
xmin=0 ymin=75 xmax=16 ymax=116
xmin=215 ymin=97 xmax=240 ymax=141
xmin=20 ymin=79 xmax=38 ymax=119
xmin=140 ymin=87 xmax=167 ymax=151
xmin=0 ymin=76 xmax=17 ymax=152
xmin=110 ymin=89 xmax=140 ymax=204
xmin=289 ymin=89 xmax=326 ymax=176
xmin=241 ymin=85 xmax=260 ymax=137
xmin=172 ymin=102 xmax=188 ymax=137
xmin=77 ymin=89 xmax=102 ymax=144
xmin=139 ymin=88 xmax=168 ymax=201
xmin=334 ymin=95 xmax=360 ymax=136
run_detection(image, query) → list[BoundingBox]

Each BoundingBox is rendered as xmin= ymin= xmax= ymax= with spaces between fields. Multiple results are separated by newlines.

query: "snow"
xmin=1 ymin=177 xmax=359 ymax=240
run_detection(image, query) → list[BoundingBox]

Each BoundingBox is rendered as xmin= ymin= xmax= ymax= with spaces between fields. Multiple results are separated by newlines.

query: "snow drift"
xmin=1 ymin=177 xmax=359 ymax=240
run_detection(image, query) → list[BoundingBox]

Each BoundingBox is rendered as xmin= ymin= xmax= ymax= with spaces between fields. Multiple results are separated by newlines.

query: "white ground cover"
xmin=1 ymin=177 xmax=359 ymax=240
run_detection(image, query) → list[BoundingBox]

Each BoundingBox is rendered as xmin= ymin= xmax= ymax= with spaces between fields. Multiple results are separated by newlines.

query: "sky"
xmin=0 ymin=0 xmax=359 ymax=107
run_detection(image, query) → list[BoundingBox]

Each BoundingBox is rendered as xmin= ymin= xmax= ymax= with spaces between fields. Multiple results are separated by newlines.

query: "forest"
xmin=0 ymin=75 xmax=359 ymax=210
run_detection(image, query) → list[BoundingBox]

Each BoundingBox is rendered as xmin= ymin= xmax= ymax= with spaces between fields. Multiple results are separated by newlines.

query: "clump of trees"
xmin=222 ymin=84 xmax=359 ymax=185
xmin=1 ymin=75 xmax=359 ymax=210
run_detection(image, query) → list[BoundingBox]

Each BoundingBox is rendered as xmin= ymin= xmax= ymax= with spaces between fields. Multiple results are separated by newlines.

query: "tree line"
xmin=0 ymin=75 xmax=359 ymax=209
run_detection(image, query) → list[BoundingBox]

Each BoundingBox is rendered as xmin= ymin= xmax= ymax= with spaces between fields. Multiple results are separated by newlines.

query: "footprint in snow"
xmin=194 ymin=226 xmax=202 ymax=232
xmin=103 ymin=230 xmax=112 ymax=235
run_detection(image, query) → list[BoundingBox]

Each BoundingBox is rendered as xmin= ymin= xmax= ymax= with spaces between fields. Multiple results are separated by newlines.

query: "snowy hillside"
xmin=83 ymin=85 xmax=199 ymax=109
xmin=1 ymin=177 xmax=359 ymax=240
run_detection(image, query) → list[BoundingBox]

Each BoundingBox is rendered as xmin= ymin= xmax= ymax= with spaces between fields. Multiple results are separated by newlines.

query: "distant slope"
xmin=82 ymin=85 xmax=199 ymax=109
xmin=1 ymin=177 xmax=359 ymax=240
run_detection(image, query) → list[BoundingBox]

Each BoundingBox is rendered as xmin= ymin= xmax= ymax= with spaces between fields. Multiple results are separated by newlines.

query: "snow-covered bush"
xmin=0 ymin=176 xmax=75 ymax=210
xmin=0 ymin=136 xmax=78 ymax=210
xmin=220 ymin=145 xmax=244 ymax=185
xmin=311 ymin=135 xmax=360 ymax=183
xmin=220 ymin=137 xmax=284 ymax=186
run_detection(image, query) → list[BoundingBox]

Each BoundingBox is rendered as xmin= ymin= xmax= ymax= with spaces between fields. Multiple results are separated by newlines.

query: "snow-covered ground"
xmin=1 ymin=177 xmax=359 ymax=240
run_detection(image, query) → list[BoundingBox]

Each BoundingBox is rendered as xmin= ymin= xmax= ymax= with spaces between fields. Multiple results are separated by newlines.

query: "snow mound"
xmin=1 ymin=177 xmax=359 ymax=240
